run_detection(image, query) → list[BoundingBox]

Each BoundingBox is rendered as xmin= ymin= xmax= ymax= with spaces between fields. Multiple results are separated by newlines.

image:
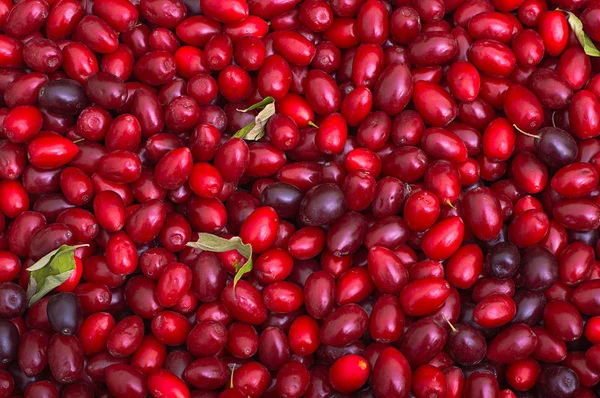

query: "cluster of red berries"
xmin=2 ymin=0 xmax=600 ymax=397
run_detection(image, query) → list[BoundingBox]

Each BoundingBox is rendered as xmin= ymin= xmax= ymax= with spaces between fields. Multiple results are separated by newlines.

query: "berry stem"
xmin=513 ymin=124 xmax=541 ymax=139
xmin=441 ymin=313 xmax=457 ymax=333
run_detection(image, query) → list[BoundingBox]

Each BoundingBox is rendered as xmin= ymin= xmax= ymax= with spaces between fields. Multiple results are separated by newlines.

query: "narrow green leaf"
xmin=233 ymin=257 xmax=253 ymax=292
xmin=186 ymin=234 xmax=254 ymax=296
xmin=26 ymin=244 xmax=88 ymax=306
xmin=232 ymin=102 xmax=276 ymax=141
xmin=565 ymin=10 xmax=600 ymax=56
xmin=236 ymin=96 xmax=274 ymax=112
xmin=186 ymin=233 xmax=252 ymax=259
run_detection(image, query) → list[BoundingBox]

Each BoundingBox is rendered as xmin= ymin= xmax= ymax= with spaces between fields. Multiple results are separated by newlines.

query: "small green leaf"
xmin=233 ymin=257 xmax=253 ymax=292
xmin=186 ymin=234 xmax=253 ymax=295
xmin=26 ymin=244 xmax=88 ymax=306
xmin=236 ymin=96 xmax=274 ymax=112
xmin=233 ymin=101 xmax=276 ymax=141
xmin=187 ymin=233 xmax=252 ymax=259
xmin=565 ymin=10 xmax=600 ymax=56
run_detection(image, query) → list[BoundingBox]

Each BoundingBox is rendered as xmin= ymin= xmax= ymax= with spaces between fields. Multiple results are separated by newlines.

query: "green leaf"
xmin=186 ymin=233 xmax=251 ymax=259
xmin=236 ymin=96 xmax=274 ymax=113
xmin=232 ymin=101 xmax=276 ymax=141
xmin=26 ymin=244 xmax=88 ymax=306
xmin=565 ymin=10 xmax=600 ymax=56
xmin=233 ymin=257 xmax=253 ymax=292
xmin=231 ymin=259 xmax=240 ymax=272
xmin=232 ymin=122 xmax=256 ymax=139
xmin=186 ymin=234 xmax=253 ymax=295
xmin=244 ymin=103 xmax=275 ymax=141
xmin=28 ymin=271 xmax=75 ymax=306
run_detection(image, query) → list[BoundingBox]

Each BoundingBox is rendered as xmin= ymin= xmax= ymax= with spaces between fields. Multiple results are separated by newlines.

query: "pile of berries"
xmin=2 ymin=0 xmax=600 ymax=397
